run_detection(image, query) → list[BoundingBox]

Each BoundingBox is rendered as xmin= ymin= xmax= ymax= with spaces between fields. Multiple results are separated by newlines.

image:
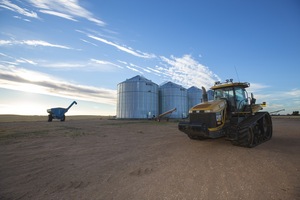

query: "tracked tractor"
xmin=178 ymin=80 xmax=272 ymax=147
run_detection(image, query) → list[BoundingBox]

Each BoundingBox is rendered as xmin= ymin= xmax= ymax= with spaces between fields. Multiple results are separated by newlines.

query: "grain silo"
xmin=207 ymin=89 xmax=214 ymax=101
xmin=159 ymin=82 xmax=188 ymax=119
xmin=117 ymin=75 xmax=159 ymax=119
xmin=187 ymin=86 xmax=202 ymax=109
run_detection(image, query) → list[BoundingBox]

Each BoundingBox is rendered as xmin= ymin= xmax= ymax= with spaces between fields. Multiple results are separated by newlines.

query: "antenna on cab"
xmin=234 ymin=66 xmax=240 ymax=82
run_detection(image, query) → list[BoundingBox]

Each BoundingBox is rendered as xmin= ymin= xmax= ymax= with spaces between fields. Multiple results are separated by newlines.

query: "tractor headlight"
xmin=216 ymin=112 xmax=222 ymax=125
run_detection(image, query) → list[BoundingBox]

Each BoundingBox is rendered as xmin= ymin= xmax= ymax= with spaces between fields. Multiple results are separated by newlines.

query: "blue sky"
xmin=0 ymin=0 xmax=299 ymax=115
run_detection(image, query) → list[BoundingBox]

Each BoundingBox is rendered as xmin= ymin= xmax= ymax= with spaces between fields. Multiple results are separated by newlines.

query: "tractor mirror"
xmin=251 ymin=93 xmax=256 ymax=104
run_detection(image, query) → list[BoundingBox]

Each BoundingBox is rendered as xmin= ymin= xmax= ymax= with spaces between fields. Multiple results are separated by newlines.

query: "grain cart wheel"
xmin=61 ymin=115 xmax=65 ymax=121
xmin=48 ymin=115 xmax=53 ymax=122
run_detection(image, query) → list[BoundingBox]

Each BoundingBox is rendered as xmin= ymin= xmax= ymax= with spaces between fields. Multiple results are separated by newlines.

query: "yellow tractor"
xmin=178 ymin=79 xmax=272 ymax=147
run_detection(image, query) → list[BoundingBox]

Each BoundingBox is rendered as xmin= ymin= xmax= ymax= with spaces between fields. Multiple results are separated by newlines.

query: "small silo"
xmin=187 ymin=86 xmax=202 ymax=109
xmin=117 ymin=75 xmax=159 ymax=119
xmin=159 ymin=82 xmax=188 ymax=119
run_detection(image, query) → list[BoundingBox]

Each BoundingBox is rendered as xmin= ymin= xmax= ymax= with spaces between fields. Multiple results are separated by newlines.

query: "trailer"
xmin=47 ymin=101 xmax=77 ymax=122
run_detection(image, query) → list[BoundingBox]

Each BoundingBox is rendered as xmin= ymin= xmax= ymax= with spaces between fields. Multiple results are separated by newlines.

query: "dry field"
xmin=0 ymin=115 xmax=299 ymax=200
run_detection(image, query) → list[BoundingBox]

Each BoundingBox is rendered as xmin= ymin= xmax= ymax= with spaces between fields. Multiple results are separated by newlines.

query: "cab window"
xmin=214 ymin=87 xmax=247 ymax=111
xmin=234 ymin=87 xmax=248 ymax=111
xmin=214 ymin=88 xmax=235 ymax=107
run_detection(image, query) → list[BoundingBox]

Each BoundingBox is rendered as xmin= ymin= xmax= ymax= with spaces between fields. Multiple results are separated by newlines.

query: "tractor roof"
xmin=211 ymin=80 xmax=250 ymax=90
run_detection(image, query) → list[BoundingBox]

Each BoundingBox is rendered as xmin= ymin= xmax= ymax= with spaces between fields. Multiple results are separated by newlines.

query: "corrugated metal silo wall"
xmin=187 ymin=86 xmax=202 ymax=110
xmin=117 ymin=77 xmax=159 ymax=119
xmin=207 ymin=90 xmax=214 ymax=101
xmin=159 ymin=82 xmax=188 ymax=119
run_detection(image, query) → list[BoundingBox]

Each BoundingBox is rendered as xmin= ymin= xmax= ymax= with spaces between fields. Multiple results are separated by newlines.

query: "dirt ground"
xmin=0 ymin=115 xmax=299 ymax=200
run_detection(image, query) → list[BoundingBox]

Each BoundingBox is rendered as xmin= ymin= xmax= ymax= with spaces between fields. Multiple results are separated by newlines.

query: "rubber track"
xmin=233 ymin=112 xmax=272 ymax=147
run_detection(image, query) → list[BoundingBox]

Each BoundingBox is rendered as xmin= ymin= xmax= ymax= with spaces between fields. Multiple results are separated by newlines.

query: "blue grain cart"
xmin=47 ymin=101 xmax=77 ymax=122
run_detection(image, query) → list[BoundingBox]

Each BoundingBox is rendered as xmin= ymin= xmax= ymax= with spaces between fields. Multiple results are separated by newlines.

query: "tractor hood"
xmin=190 ymin=99 xmax=226 ymax=113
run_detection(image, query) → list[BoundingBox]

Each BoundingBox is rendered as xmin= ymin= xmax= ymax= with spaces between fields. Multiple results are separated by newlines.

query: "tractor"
xmin=47 ymin=101 xmax=77 ymax=122
xmin=178 ymin=79 xmax=272 ymax=147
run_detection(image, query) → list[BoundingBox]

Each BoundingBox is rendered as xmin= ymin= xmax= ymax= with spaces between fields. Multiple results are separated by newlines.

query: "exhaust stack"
xmin=202 ymin=86 xmax=208 ymax=102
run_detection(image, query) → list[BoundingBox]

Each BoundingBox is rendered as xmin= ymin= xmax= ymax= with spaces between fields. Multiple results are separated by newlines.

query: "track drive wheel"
xmin=252 ymin=113 xmax=272 ymax=145
xmin=231 ymin=126 xmax=254 ymax=147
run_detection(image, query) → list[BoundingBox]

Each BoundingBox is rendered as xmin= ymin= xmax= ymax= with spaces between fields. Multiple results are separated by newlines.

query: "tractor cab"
xmin=212 ymin=80 xmax=250 ymax=113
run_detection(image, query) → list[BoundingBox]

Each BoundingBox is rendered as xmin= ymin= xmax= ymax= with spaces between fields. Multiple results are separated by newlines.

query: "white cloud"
xmin=126 ymin=66 xmax=143 ymax=74
xmin=40 ymin=62 xmax=85 ymax=68
xmin=0 ymin=52 xmax=13 ymax=58
xmin=247 ymin=83 xmax=270 ymax=93
xmin=285 ymin=88 xmax=300 ymax=97
xmin=13 ymin=15 xmax=31 ymax=22
xmin=146 ymin=66 xmax=163 ymax=77
xmin=158 ymin=54 xmax=220 ymax=89
xmin=39 ymin=9 xmax=77 ymax=21
xmin=0 ymin=60 xmax=18 ymax=65
xmin=22 ymin=40 xmax=71 ymax=49
xmin=80 ymin=39 xmax=98 ymax=47
xmin=88 ymin=34 xmax=156 ymax=59
xmin=130 ymin=63 xmax=151 ymax=73
xmin=28 ymin=0 xmax=105 ymax=26
xmin=249 ymin=87 xmax=300 ymax=115
xmin=25 ymin=59 xmax=123 ymax=71
xmin=0 ymin=0 xmax=38 ymax=18
xmin=0 ymin=64 xmax=116 ymax=105
xmin=0 ymin=39 xmax=72 ymax=49
xmin=90 ymin=59 xmax=123 ymax=69
xmin=0 ymin=40 xmax=12 ymax=45
xmin=16 ymin=58 xmax=37 ymax=65
xmin=0 ymin=53 xmax=37 ymax=66
xmin=117 ymin=60 xmax=128 ymax=65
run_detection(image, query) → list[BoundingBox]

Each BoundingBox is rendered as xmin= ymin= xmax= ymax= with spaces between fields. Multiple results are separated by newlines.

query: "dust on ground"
xmin=0 ymin=116 xmax=299 ymax=200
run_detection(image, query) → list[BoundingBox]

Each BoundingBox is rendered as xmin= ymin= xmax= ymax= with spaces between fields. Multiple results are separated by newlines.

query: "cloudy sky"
xmin=0 ymin=0 xmax=299 ymax=115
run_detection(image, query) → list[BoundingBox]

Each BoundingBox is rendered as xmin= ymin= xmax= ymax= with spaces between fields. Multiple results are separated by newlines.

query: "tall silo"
xmin=159 ymin=82 xmax=188 ymax=119
xmin=187 ymin=86 xmax=202 ymax=109
xmin=117 ymin=75 xmax=159 ymax=119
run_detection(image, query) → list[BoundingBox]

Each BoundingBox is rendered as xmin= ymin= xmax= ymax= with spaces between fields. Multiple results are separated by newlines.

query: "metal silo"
xmin=207 ymin=89 xmax=214 ymax=101
xmin=159 ymin=82 xmax=188 ymax=119
xmin=117 ymin=75 xmax=159 ymax=119
xmin=187 ymin=86 xmax=202 ymax=109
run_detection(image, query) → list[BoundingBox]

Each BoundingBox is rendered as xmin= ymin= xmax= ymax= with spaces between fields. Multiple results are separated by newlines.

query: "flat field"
xmin=0 ymin=115 xmax=299 ymax=200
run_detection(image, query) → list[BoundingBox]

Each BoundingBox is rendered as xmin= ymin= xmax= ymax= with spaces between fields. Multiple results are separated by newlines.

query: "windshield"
xmin=214 ymin=87 xmax=248 ymax=111
xmin=214 ymin=88 xmax=234 ymax=100
xmin=235 ymin=87 xmax=248 ymax=110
